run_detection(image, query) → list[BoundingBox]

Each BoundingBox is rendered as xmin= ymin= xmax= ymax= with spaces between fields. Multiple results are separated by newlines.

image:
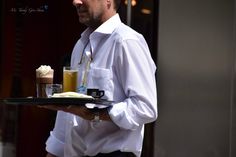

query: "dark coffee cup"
xmin=87 ymin=88 xmax=104 ymax=98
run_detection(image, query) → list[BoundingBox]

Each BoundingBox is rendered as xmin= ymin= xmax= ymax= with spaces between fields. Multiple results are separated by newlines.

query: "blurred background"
xmin=1 ymin=0 xmax=236 ymax=157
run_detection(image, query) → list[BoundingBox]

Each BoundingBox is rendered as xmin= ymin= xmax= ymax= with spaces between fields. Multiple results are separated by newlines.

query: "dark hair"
xmin=114 ymin=0 xmax=121 ymax=11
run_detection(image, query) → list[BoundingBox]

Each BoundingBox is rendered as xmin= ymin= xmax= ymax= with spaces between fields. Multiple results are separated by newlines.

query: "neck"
xmin=89 ymin=12 xmax=117 ymax=30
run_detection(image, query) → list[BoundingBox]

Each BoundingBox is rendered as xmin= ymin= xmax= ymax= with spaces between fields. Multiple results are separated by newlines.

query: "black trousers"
xmin=83 ymin=150 xmax=136 ymax=157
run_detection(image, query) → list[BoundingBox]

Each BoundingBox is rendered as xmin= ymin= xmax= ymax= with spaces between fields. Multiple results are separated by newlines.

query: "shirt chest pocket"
xmin=87 ymin=68 xmax=113 ymax=99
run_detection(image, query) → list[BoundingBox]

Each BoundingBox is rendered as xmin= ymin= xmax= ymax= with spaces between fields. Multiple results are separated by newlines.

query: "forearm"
xmin=84 ymin=107 xmax=112 ymax=121
xmin=46 ymin=153 xmax=57 ymax=157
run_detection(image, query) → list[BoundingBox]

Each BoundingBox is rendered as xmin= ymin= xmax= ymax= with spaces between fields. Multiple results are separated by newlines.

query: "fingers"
xmin=38 ymin=105 xmax=67 ymax=111
xmin=38 ymin=105 xmax=94 ymax=121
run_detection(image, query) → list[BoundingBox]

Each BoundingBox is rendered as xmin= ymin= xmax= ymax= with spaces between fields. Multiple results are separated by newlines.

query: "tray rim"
xmin=1 ymin=97 xmax=113 ymax=106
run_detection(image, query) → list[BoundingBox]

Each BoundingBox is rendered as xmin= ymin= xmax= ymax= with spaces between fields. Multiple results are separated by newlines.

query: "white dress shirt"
xmin=46 ymin=14 xmax=157 ymax=157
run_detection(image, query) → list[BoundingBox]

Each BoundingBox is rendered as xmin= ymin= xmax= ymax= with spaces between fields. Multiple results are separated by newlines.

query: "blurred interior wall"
xmin=0 ymin=1 xmax=85 ymax=157
xmin=155 ymin=0 xmax=236 ymax=157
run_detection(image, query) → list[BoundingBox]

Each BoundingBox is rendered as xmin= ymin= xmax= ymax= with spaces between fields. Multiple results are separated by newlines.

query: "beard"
xmin=79 ymin=13 xmax=102 ymax=29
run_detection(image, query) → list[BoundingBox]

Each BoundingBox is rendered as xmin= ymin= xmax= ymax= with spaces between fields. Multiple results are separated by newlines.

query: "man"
xmin=45 ymin=0 xmax=157 ymax=156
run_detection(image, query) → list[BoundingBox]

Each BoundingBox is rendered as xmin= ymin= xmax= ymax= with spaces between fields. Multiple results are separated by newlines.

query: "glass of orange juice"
xmin=63 ymin=66 xmax=78 ymax=92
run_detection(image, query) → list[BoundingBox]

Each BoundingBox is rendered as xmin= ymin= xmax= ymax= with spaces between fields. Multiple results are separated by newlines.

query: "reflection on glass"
xmin=0 ymin=105 xmax=17 ymax=157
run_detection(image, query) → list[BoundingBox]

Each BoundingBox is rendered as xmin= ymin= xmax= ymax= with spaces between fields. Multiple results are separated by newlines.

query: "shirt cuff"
xmin=108 ymin=102 xmax=139 ymax=130
xmin=46 ymin=131 xmax=65 ymax=157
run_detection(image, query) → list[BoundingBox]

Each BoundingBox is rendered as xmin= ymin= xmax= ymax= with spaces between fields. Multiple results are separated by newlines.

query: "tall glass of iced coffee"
xmin=36 ymin=65 xmax=54 ymax=97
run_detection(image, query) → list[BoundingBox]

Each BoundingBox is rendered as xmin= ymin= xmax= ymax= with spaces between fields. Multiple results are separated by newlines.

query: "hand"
xmin=39 ymin=104 xmax=111 ymax=121
xmin=40 ymin=105 xmax=94 ymax=121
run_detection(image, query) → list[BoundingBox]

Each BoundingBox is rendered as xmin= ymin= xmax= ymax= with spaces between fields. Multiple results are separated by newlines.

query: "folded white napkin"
xmin=51 ymin=92 xmax=93 ymax=99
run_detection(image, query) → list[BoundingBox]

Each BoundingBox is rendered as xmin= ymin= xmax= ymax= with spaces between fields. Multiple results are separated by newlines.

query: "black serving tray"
xmin=1 ymin=97 xmax=113 ymax=106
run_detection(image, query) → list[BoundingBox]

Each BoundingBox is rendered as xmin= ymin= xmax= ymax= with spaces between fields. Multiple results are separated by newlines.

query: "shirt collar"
xmin=79 ymin=14 xmax=122 ymax=55
xmin=93 ymin=13 xmax=121 ymax=35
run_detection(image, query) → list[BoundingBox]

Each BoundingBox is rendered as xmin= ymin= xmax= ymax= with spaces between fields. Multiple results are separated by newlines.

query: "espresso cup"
xmin=87 ymin=88 xmax=104 ymax=98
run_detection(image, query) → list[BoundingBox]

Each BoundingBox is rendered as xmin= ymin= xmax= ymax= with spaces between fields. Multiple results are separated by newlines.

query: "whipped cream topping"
xmin=36 ymin=65 xmax=53 ymax=77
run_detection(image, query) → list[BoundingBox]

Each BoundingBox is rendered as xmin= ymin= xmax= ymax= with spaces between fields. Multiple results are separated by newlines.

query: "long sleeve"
xmin=109 ymin=38 xmax=158 ymax=130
